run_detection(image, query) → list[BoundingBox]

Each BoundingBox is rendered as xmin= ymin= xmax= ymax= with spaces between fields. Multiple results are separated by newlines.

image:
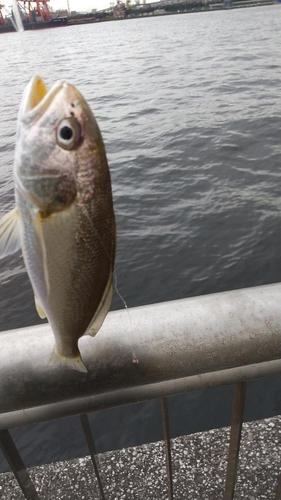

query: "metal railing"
xmin=0 ymin=283 xmax=281 ymax=499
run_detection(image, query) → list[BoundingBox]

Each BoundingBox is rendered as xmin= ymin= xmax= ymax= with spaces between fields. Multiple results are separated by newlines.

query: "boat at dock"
xmin=0 ymin=0 xmax=68 ymax=34
xmin=0 ymin=17 xmax=68 ymax=33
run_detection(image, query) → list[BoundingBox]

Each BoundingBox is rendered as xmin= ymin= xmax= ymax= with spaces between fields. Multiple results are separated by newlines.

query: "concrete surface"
xmin=0 ymin=415 xmax=280 ymax=499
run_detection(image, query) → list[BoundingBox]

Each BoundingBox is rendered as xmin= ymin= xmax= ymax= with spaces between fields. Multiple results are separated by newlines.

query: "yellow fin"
xmin=86 ymin=275 xmax=113 ymax=337
xmin=0 ymin=208 xmax=21 ymax=258
xmin=51 ymin=347 xmax=88 ymax=373
xmin=32 ymin=211 xmax=50 ymax=295
xmin=34 ymin=296 xmax=46 ymax=319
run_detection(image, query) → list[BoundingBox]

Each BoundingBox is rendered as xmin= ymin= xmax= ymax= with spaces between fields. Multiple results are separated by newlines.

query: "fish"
xmin=0 ymin=76 xmax=116 ymax=373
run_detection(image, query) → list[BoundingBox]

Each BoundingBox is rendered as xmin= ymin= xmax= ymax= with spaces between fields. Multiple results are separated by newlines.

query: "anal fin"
xmin=34 ymin=296 xmax=46 ymax=319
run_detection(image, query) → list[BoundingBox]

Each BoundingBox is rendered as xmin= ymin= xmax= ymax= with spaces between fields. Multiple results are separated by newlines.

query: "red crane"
xmin=0 ymin=4 xmax=9 ymax=25
xmin=19 ymin=0 xmax=52 ymax=23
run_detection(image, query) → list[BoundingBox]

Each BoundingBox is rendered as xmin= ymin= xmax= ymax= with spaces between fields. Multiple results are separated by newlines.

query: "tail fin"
xmin=51 ymin=347 xmax=88 ymax=373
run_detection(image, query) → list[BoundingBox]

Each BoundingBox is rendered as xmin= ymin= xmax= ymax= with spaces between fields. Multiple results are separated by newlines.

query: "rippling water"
xmin=0 ymin=6 xmax=281 ymax=472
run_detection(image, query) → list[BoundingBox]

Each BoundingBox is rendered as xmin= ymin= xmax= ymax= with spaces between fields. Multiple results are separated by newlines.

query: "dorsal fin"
xmin=86 ymin=274 xmax=113 ymax=337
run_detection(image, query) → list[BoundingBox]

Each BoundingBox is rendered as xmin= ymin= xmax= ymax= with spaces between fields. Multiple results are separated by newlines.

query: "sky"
xmin=50 ymin=0 xmax=113 ymax=12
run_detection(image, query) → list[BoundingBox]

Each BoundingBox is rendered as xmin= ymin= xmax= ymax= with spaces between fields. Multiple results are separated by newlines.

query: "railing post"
xmin=224 ymin=382 xmax=247 ymax=500
xmin=80 ymin=413 xmax=106 ymax=500
xmin=161 ymin=397 xmax=173 ymax=500
xmin=0 ymin=429 xmax=40 ymax=500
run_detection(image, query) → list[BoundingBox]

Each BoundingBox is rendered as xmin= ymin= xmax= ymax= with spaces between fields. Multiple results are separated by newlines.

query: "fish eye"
xmin=56 ymin=117 xmax=81 ymax=150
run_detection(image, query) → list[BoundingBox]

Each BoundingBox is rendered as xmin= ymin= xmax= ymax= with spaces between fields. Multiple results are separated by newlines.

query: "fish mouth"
xmin=20 ymin=76 xmax=66 ymax=120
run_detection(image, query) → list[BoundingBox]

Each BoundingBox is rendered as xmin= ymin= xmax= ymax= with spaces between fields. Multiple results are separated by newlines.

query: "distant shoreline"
xmin=68 ymin=0 xmax=276 ymax=27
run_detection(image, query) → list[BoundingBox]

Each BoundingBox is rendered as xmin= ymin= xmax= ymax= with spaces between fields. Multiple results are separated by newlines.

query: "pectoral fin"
xmin=32 ymin=211 xmax=50 ymax=295
xmin=34 ymin=296 xmax=46 ymax=319
xmin=0 ymin=208 xmax=21 ymax=258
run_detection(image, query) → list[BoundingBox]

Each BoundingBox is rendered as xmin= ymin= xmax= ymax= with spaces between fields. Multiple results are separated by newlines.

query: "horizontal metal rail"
xmin=0 ymin=283 xmax=281 ymax=500
xmin=0 ymin=358 xmax=280 ymax=430
xmin=0 ymin=283 xmax=281 ymax=428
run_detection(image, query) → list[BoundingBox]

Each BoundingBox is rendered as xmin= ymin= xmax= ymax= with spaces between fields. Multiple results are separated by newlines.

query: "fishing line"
xmin=113 ymin=270 xmax=138 ymax=364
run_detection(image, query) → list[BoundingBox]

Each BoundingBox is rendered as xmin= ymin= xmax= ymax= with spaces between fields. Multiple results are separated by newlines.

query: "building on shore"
xmin=113 ymin=1 xmax=126 ymax=17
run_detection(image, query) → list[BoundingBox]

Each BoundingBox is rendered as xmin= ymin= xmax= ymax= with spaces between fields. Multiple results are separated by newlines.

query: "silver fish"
xmin=0 ymin=76 xmax=116 ymax=372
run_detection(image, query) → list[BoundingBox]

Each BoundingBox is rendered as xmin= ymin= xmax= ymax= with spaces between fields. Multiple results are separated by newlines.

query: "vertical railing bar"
xmin=224 ymin=381 xmax=247 ymax=500
xmin=80 ymin=413 xmax=106 ymax=500
xmin=0 ymin=429 xmax=40 ymax=500
xmin=275 ymin=473 xmax=281 ymax=500
xmin=161 ymin=397 xmax=173 ymax=500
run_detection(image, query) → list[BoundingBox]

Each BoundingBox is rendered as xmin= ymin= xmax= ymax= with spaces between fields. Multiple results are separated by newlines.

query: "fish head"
xmin=14 ymin=76 xmax=109 ymax=217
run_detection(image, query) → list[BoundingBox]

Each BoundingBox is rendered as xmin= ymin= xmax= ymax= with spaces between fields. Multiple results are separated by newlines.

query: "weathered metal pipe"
xmin=0 ymin=283 xmax=280 ymax=428
xmin=0 ymin=359 xmax=280 ymax=429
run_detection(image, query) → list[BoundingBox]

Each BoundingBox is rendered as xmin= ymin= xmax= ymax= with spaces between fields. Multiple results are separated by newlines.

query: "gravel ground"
xmin=0 ymin=415 xmax=280 ymax=500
